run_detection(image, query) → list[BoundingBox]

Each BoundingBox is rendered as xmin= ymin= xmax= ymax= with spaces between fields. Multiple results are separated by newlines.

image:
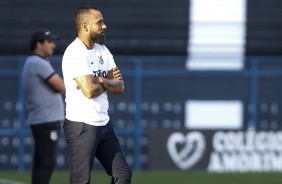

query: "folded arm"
xmin=47 ymin=73 xmax=65 ymax=94
xmin=99 ymin=67 xmax=124 ymax=94
xmin=75 ymin=74 xmax=105 ymax=99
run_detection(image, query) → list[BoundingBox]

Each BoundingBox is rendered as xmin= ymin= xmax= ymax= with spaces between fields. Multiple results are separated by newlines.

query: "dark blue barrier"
xmin=0 ymin=55 xmax=282 ymax=171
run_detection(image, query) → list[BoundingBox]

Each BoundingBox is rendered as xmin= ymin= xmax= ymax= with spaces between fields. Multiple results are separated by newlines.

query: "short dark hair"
xmin=74 ymin=6 xmax=98 ymax=31
xmin=29 ymin=29 xmax=59 ymax=51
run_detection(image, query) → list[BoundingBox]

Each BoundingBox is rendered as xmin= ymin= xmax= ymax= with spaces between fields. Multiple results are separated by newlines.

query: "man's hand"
xmin=113 ymin=67 xmax=123 ymax=80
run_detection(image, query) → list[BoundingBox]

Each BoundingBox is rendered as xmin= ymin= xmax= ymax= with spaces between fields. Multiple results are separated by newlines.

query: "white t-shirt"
xmin=62 ymin=38 xmax=116 ymax=126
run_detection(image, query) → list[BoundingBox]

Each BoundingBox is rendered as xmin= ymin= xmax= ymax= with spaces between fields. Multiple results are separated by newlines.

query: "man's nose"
xmin=102 ymin=24 xmax=107 ymax=30
xmin=52 ymin=42 xmax=56 ymax=48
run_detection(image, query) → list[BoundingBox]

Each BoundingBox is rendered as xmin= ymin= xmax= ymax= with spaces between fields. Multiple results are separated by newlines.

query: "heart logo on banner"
xmin=167 ymin=131 xmax=206 ymax=170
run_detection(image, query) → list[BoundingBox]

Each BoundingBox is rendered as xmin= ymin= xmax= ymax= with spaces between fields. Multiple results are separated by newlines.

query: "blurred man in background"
xmin=22 ymin=29 xmax=65 ymax=184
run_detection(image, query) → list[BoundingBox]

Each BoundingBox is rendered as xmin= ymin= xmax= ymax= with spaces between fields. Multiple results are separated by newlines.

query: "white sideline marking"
xmin=0 ymin=179 xmax=27 ymax=184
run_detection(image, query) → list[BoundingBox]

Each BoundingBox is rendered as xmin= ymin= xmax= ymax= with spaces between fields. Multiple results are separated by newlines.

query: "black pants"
xmin=63 ymin=119 xmax=132 ymax=184
xmin=30 ymin=121 xmax=61 ymax=184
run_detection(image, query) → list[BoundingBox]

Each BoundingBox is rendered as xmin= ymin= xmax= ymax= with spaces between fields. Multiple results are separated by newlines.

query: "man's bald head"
xmin=74 ymin=6 xmax=99 ymax=31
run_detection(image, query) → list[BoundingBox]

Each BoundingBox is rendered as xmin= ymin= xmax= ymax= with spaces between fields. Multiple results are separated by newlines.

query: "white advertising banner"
xmin=149 ymin=129 xmax=282 ymax=172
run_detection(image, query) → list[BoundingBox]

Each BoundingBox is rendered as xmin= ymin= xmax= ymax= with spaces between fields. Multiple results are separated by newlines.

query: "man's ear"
xmin=36 ymin=42 xmax=42 ymax=49
xmin=82 ymin=23 xmax=88 ymax=32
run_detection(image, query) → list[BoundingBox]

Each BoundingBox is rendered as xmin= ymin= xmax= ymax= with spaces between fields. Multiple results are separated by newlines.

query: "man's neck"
xmin=31 ymin=50 xmax=47 ymax=58
xmin=78 ymin=34 xmax=94 ymax=50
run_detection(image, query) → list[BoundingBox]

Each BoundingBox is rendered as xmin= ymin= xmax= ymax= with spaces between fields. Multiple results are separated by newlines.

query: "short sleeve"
xmin=31 ymin=57 xmax=55 ymax=81
xmin=62 ymin=45 xmax=93 ymax=80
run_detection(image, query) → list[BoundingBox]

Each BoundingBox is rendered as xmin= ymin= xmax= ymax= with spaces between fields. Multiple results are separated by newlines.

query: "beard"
xmin=91 ymin=32 xmax=106 ymax=45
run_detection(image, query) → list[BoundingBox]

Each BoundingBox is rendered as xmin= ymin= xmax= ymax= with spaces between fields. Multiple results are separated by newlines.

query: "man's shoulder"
xmin=26 ymin=55 xmax=43 ymax=61
xmin=65 ymin=38 xmax=85 ymax=53
xmin=25 ymin=55 xmax=48 ymax=66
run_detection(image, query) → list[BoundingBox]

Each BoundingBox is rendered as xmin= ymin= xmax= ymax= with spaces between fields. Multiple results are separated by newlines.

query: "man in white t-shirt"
xmin=62 ymin=6 xmax=132 ymax=184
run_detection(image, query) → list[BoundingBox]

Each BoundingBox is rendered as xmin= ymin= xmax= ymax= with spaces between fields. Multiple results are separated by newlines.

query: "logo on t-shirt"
xmin=98 ymin=55 xmax=104 ymax=64
xmin=93 ymin=70 xmax=107 ymax=78
xmin=88 ymin=54 xmax=107 ymax=78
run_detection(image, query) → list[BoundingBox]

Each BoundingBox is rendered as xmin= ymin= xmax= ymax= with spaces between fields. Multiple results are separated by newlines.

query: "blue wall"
xmin=1 ymin=55 xmax=282 ymax=171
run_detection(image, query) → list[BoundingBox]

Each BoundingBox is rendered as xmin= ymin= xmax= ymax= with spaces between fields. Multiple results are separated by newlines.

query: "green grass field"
xmin=1 ymin=170 xmax=282 ymax=184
